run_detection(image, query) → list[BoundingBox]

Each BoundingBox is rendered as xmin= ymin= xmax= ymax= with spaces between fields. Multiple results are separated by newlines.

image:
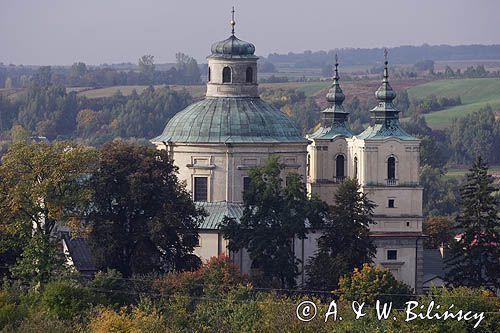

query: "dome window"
xmin=246 ymin=67 xmax=253 ymax=83
xmin=208 ymin=67 xmax=211 ymax=82
xmin=222 ymin=66 xmax=232 ymax=83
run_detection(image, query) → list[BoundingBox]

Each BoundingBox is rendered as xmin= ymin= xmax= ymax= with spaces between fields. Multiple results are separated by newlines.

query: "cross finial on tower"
xmin=230 ymin=6 xmax=236 ymax=35
xmin=383 ymin=48 xmax=389 ymax=81
xmin=334 ymin=53 xmax=339 ymax=79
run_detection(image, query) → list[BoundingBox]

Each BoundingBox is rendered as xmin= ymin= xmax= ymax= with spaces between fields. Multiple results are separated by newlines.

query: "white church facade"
xmin=152 ymin=18 xmax=424 ymax=292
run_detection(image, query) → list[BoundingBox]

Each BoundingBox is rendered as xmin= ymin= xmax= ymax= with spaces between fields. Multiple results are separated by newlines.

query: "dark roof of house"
xmin=61 ymin=231 xmax=96 ymax=273
xmin=423 ymin=249 xmax=450 ymax=284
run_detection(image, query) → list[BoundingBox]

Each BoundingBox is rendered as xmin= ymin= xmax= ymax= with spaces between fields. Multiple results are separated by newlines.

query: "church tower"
xmin=307 ymin=57 xmax=353 ymax=204
xmin=349 ymin=52 xmax=424 ymax=292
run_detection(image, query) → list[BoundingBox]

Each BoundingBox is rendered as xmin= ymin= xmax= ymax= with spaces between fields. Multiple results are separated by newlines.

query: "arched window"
xmin=208 ymin=67 xmax=211 ymax=82
xmin=222 ymin=66 xmax=231 ymax=83
xmin=246 ymin=67 xmax=253 ymax=83
xmin=307 ymin=154 xmax=311 ymax=177
xmin=388 ymin=156 xmax=396 ymax=180
xmin=336 ymin=155 xmax=345 ymax=181
xmin=354 ymin=156 xmax=358 ymax=179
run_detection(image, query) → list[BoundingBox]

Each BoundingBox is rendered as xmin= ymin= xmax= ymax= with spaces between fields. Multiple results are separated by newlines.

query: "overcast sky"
xmin=1 ymin=0 xmax=499 ymax=66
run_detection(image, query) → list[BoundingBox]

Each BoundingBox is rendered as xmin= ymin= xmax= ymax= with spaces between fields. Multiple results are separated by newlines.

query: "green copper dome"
xmin=210 ymin=35 xmax=257 ymax=59
xmin=153 ymin=97 xmax=307 ymax=144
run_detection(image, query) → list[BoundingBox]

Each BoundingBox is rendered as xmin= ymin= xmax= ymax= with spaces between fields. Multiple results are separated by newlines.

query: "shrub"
xmin=338 ymin=263 xmax=414 ymax=307
xmin=38 ymin=280 xmax=96 ymax=321
xmin=87 ymin=306 xmax=170 ymax=333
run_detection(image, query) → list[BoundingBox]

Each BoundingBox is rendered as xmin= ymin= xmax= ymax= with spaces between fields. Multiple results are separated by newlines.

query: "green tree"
xmin=138 ymin=54 xmax=155 ymax=82
xmin=338 ymin=263 xmax=414 ymax=308
xmin=449 ymin=105 xmax=500 ymax=164
xmin=221 ymin=157 xmax=328 ymax=288
xmin=423 ymin=216 xmax=454 ymax=249
xmin=307 ymin=178 xmax=376 ymax=290
xmin=446 ymin=157 xmax=500 ymax=290
xmin=420 ymin=165 xmax=459 ymax=216
xmin=175 ymin=52 xmax=201 ymax=84
xmin=86 ymin=141 xmax=205 ymax=277
xmin=0 ymin=141 xmax=97 ymax=282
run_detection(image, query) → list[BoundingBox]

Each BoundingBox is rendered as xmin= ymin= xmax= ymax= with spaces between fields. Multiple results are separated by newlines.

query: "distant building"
xmin=152 ymin=16 xmax=424 ymax=291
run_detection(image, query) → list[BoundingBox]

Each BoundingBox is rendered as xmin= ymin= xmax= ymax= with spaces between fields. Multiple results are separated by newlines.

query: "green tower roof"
xmin=153 ymin=97 xmax=307 ymax=144
xmin=309 ymin=56 xmax=353 ymax=140
xmin=357 ymin=51 xmax=416 ymax=141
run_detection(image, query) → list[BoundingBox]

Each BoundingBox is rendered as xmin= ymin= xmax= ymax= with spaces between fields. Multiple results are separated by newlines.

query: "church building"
xmin=152 ymin=15 xmax=424 ymax=292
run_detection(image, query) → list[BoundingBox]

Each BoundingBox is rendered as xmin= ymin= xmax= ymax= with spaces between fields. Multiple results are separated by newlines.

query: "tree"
xmin=221 ymin=157 xmax=328 ymax=288
xmin=338 ymin=263 xmax=414 ymax=308
xmin=0 ymin=141 xmax=97 ymax=282
xmin=138 ymin=54 xmax=155 ymax=82
xmin=423 ymin=216 xmax=454 ymax=249
xmin=307 ymin=178 xmax=376 ymax=290
xmin=446 ymin=157 xmax=499 ymax=290
xmin=32 ymin=66 xmax=52 ymax=87
xmin=420 ymin=165 xmax=459 ymax=216
xmin=175 ymin=52 xmax=201 ymax=84
xmin=86 ymin=141 xmax=205 ymax=277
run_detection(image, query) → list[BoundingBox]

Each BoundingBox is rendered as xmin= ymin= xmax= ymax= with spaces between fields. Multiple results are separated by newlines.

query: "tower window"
xmin=246 ymin=67 xmax=253 ymax=83
xmin=208 ymin=67 xmax=211 ymax=82
xmin=222 ymin=66 xmax=232 ymax=83
xmin=387 ymin=250 xmax=398 ymax=260
xmin=335 ymin=154 xmax=345 ymax=181
xmin=387 ymin=156 xmax=396 ymax=180
xmin=388 ymin=199 xmax=395 ymax=208
xmin=307 ymin=154 xmax=311 ymax=177
xmin=243 ymin=176 xmax=251 ymax=195
xmin=354 ymin=156 xmax=358 ymax=179
xmin=193 ymin=177 xmax=208 ymax=202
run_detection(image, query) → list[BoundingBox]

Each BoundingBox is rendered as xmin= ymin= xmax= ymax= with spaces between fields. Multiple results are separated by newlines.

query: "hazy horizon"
xmin=1 ymin=0 xmax=499 ymax=66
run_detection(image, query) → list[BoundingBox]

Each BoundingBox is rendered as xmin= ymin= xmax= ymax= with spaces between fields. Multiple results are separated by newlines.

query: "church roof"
xmin=210 ymin=35 xmax=257 ymax=59
xmin=308 ymin=118 xmax=352 ymax=140
xmin=153 ymin=97 xmax=307 ymax=144
xmin=197 ymin=201 xmax=244 ymax=230
xmin=356 ymin=122 xmax=416 ymax=140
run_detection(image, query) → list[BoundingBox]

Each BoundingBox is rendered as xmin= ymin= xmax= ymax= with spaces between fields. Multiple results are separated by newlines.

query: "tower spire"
xmin=326 ymin=53 xmax=345 ymax=107
xmin=383 ymin=48 xmax=389 ymax=82
xmin=230 ymin=6 xmax=236 ymax=36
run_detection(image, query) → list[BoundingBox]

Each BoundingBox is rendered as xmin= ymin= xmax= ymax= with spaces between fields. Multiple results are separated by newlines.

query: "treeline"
xmin=267 ymin=44 xmax=500 ymax=67
xmin=0 ymin=141 xmax=497 ymax=332
xmin=260 ymin=88 xmax=320 ymax=134
xmin=0 ymin=83 xmax=192 ymax=149
xmin=0 ymin=53 xmax=201 ymax=88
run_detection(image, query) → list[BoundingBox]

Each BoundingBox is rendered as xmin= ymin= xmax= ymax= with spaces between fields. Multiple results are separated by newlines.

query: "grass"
xmin=406 ymin=78 xmax=500 ymax=129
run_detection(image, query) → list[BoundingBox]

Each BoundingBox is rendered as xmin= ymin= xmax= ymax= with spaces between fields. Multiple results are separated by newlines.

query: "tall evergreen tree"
xmin=446 ymin=157 xmax=499 ymax=290
xmin=220 ymin=157 xmax=328 ymax=288
xmin=307 ymin=178 xmax=376 ymax=290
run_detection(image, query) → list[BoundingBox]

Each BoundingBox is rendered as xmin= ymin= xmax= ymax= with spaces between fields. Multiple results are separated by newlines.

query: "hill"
xmin=406 ymin=78 xmax=500 ymax=128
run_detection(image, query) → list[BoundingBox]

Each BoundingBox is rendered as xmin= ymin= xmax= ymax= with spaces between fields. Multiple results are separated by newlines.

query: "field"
xmin=74 ymin=85 xmax=207 ymax=99
xmin=406 ymin=78 xmax=500 ymax=129
xmin=445 ymin=165 xmax=500 ymax=181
